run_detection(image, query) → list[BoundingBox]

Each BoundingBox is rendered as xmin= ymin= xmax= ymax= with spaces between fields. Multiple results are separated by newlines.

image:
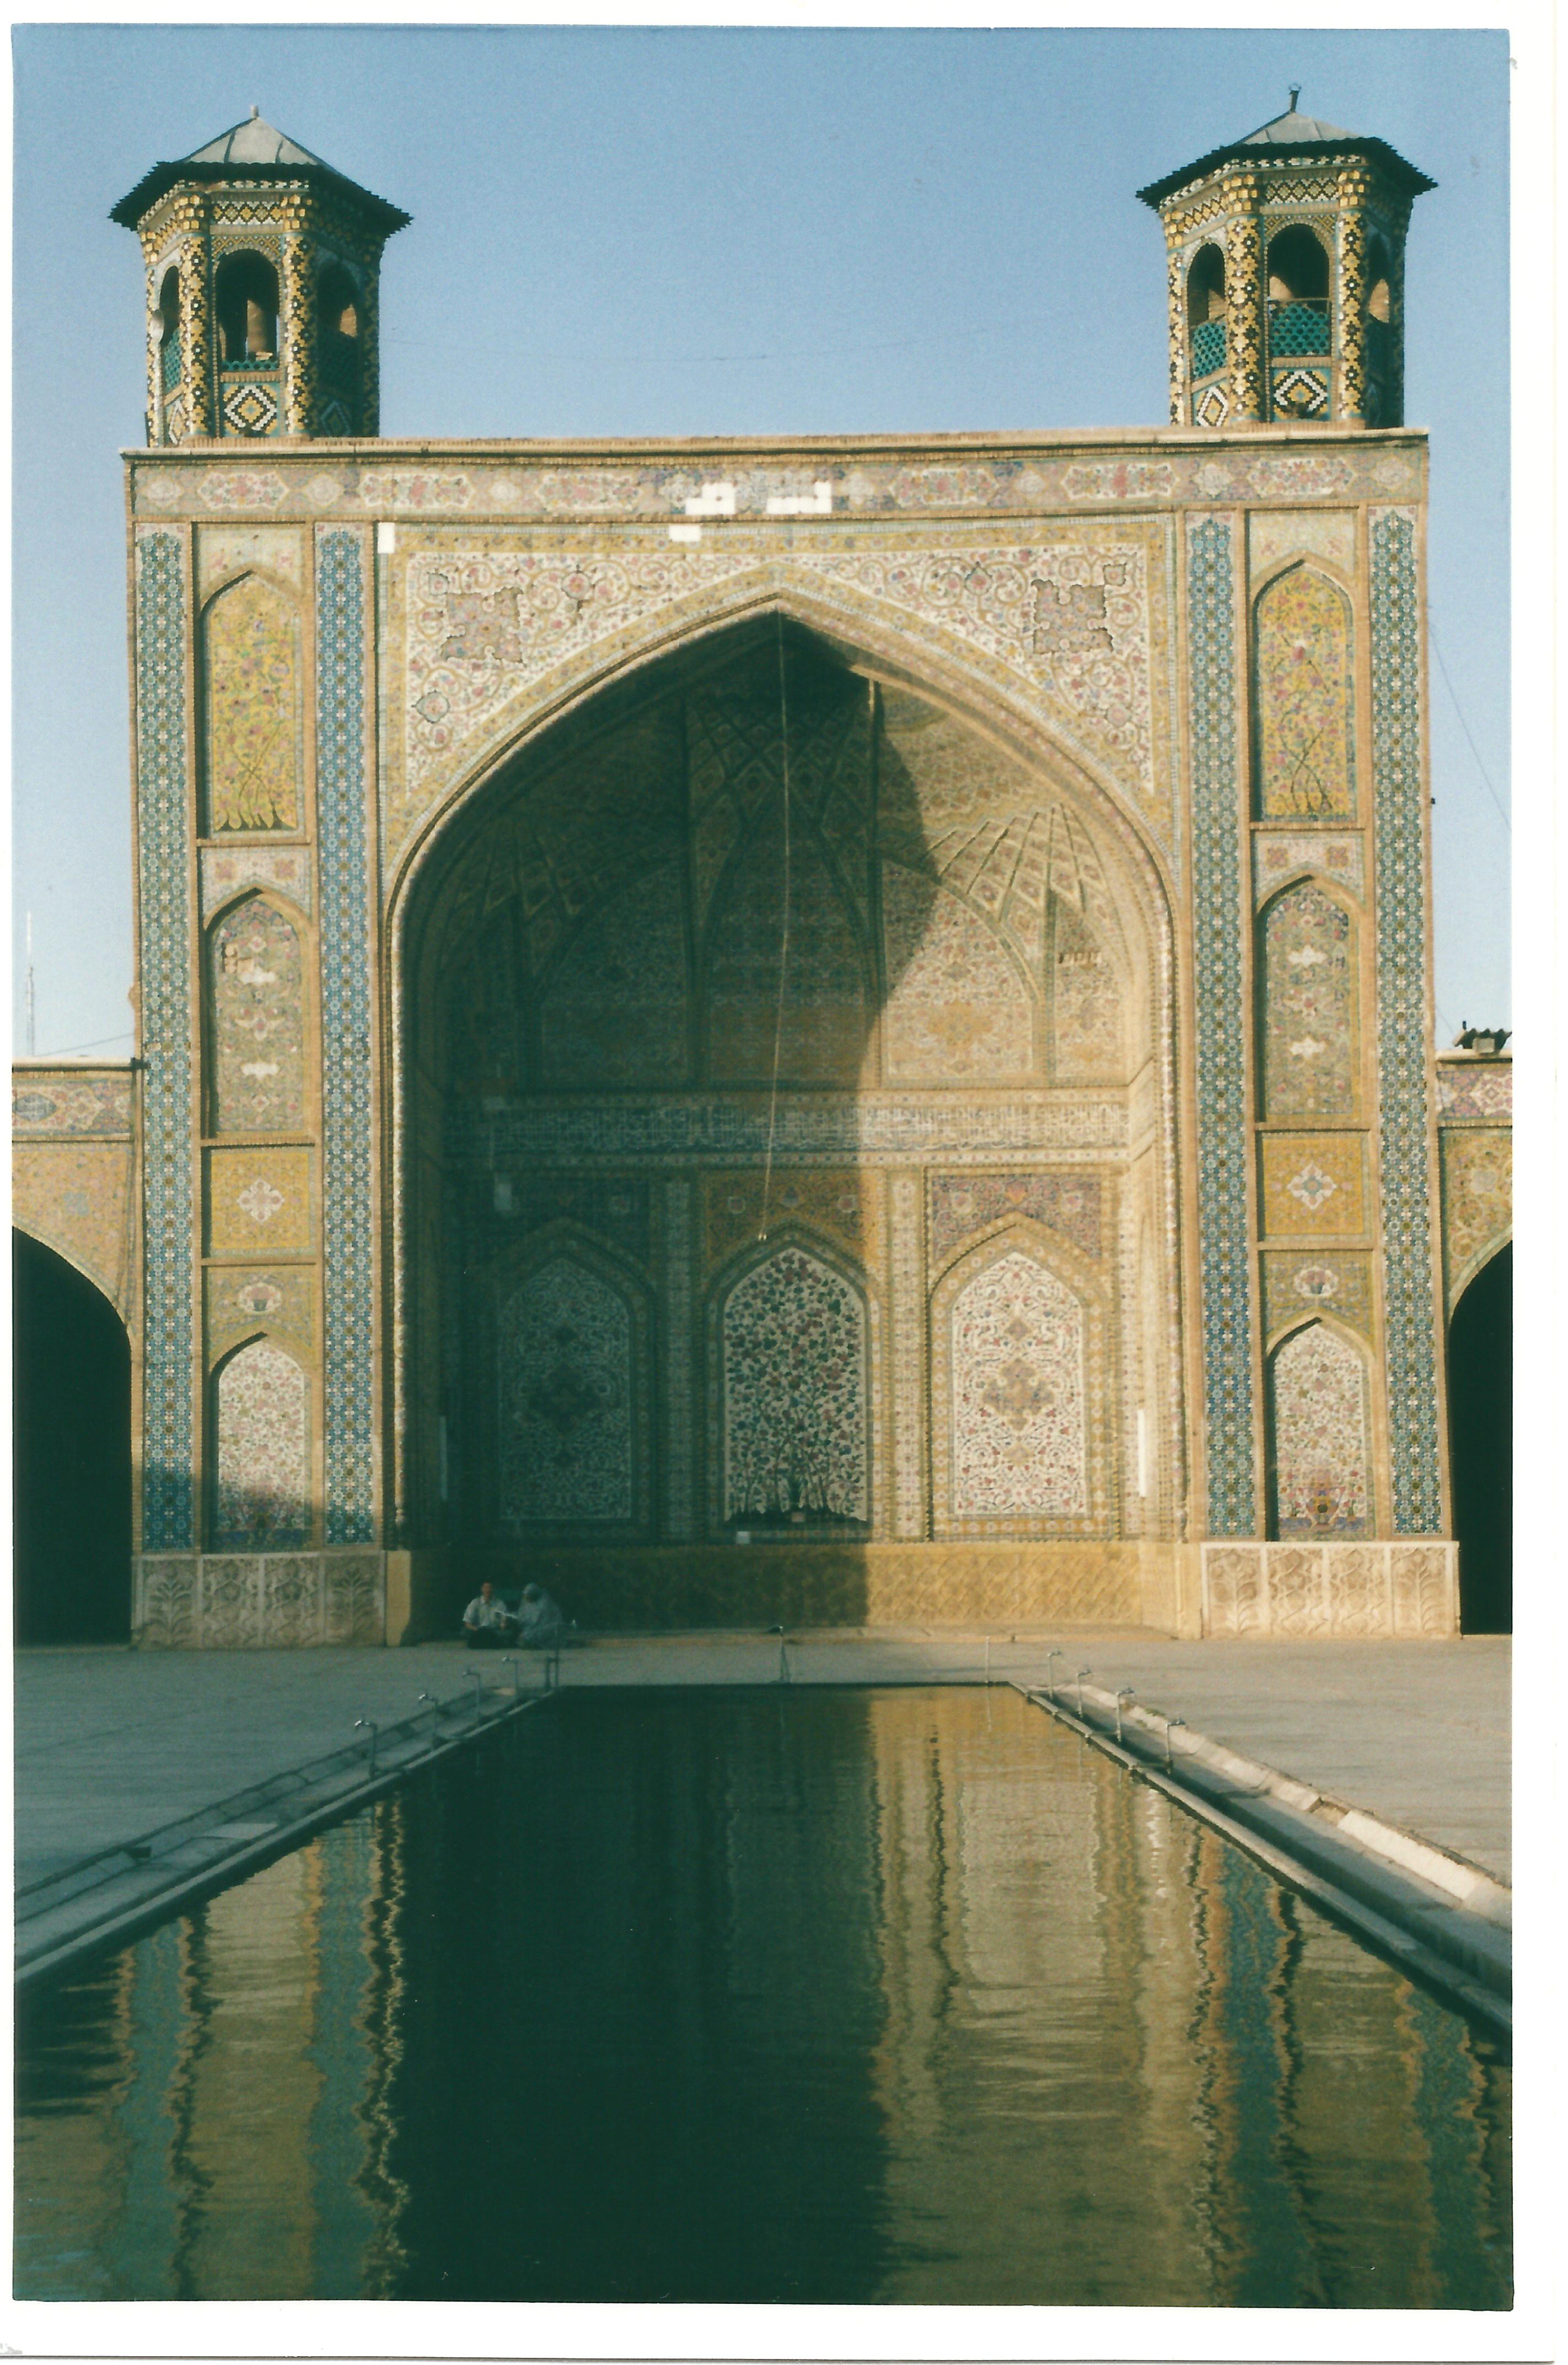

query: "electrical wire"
xmin=22 ymin=1027 xmax=133 ymax=1056
xmin=759 ymin=617 xmax=792 ymax=1244
xmin=1429 ymin=620 xmax=1510 ymax=835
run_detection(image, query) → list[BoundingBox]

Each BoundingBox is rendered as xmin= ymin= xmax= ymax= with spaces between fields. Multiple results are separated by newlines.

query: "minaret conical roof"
xmin=1136 ymin=95 xmax=1433 ymax=208
xmin=110 ymin=108 xmax=410 ymax=234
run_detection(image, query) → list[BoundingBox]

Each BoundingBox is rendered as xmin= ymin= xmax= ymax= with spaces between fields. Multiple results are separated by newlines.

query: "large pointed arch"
xmin=385 ymin=598 xmax=1185 ymax=1560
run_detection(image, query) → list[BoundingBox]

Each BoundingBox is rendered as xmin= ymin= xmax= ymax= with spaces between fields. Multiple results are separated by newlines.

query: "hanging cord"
xmin=759 ymin=618 xmax=792 ymax=1241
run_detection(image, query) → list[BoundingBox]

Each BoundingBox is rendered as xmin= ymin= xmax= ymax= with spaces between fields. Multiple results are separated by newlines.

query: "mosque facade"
xmin=12 ymin=104 xmax=1513 ymax=1644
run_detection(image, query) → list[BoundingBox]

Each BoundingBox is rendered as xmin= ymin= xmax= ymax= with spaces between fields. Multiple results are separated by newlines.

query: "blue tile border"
xmin=1187 ymin=515 xmax=1256 ymax=1534
xmin=316 ymin=528 xmax=378 ymax=1544
xmin=135 ymin=531 xmax=195 ymax=1550
xmin=1368 ymin=508 xmax=1443 ymax=1532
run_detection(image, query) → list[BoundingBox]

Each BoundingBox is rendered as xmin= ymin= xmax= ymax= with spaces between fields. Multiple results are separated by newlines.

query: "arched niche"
xmin=710 ymin=1230 xmax=875 ymax=1536
xmin=200 ymin=572 xmax=304 ymax=834
xmin=1448 ymin=1240 xmax=1511 ymax=1633
xmin=929 ymin=1222 xmax=1110 ymax=1539
xmin=205 ymin=890 xmax=309 ymax=1134
xmin=208 ymin=1335 xmax=313 ymax=1550
xmin=13 ymin=1230 xmax=132 ymax=1643
xmin=494 ymin=1242 xmax=651 ymax=1536
xmin=393 ymin=611 xmax=1176 ymax=1565
xmin=1252 ymin=564 xmax=1357 ymax=820
xmin=1256 ymin=876 xmax=1360 ymax=1120
xmin=1265 ymin=1316 xmax=1375 ymax=1541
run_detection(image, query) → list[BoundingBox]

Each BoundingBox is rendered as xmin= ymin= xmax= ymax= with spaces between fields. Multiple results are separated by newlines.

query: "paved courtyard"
xmin=14 ymin=1627 xmax=1511 ymax=1890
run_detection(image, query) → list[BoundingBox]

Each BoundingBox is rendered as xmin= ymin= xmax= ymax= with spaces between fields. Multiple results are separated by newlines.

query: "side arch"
xmin=1448 ymin=1240 xmax=1511 ymax=1633
xmin=14 ymin=1230 xmax=132 ymax=1643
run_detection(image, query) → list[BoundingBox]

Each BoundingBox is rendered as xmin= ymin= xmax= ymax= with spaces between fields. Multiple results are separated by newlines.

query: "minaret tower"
xmin=111 ymin=109 xmax=411 ymax=444
xmin=1137 ymin=92 xmax=1433 ymax=429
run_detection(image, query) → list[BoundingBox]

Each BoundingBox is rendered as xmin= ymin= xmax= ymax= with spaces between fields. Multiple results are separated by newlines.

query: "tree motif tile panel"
xmin=208 ymin=897 xmax=308 ymax=1131
xmin=207 ymin=1147 xmax=314 ymax=1255
xmin=928 ymin=1171 xmax=1102 ymax=1267
xmin=1253 ymin=566 xmax=1356 ymax=818
xmin=212 ymin=1340 xmax=312 ymax=1548
xmin=1259 ymin=1132 xmax=1367 ymax=1237
xmin=498 ymin=1257 xmax=636 ymax=1525
xmin=721 ymin=1246 xmax=869 ymax=1525
xmin=1259 ymin=880 xmax=1357 ymax=1118
xmin=880 ymin=865 xmax=1033 ymax=1084
xmin=538 ymin=864 xmax=691 ymax=1087
xmin=947 ymin=1250 xmax=1088 ymax=1518
xmin=1267 ymin=1321 xmax=1373 ymax=1539
xmin=201 ymin=573 xmax=303 ymax=831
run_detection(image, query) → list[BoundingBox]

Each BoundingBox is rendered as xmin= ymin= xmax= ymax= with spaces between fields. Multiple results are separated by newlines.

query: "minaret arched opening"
xmin=317 ymin=261 xmax=363 ymax=433
xmin=1185 ymin=245 xmax=1227 ymax=383
xmin=215 ymin=249 xmax=280 ymax=364
xmin=1265 ymin=226 xmax=1330 ymax=349
xmin=157 ymin=264 xmax=181 ymax=388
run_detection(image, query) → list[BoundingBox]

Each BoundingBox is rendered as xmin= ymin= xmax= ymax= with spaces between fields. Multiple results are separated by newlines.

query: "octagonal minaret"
xmin=112 ymin=108 xmax=411 ymax=444
xmin=1138 ymin=92 xmax=1434 ymax=429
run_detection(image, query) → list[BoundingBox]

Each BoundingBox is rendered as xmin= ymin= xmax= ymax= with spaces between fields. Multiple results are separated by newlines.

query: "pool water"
xmin=15 ymin=1686 xmax=1511 ymax=2305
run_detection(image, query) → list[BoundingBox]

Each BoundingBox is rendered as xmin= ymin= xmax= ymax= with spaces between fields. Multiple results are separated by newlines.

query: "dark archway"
xmin=13 ymin=1232 xmax=132 ymax=1644
xmin=1448 ymin=1242 xmax=1511 ymax=1634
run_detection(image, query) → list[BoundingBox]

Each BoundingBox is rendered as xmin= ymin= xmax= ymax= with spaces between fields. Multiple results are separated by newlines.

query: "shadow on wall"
xmin=1448 ymin=1242 xmax=1511 ymax=1635
xmin=397 ymin=614 xmax=1167 ymax=1632
xmin=13 ymin=1231 xmax=132 ymax=1643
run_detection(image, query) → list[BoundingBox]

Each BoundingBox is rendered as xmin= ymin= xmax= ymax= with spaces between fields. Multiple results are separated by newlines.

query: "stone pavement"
xmin=13 ymin=1627 xmax=1510 ymax=1890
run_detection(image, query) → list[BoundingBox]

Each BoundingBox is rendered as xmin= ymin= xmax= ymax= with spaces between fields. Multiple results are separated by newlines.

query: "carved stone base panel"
xmin=132 ymin=1551 xmax=385 ymax=1647
xmin=1201 ymin=1540 xmax=1457 ymax=1639
xmin=459 ymin=1541 xmax=1143 ymax=1628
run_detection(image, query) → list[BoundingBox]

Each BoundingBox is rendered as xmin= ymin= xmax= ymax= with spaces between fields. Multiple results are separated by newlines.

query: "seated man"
xmin=516 ymin=1582 xmax=566 ymax=1651
xmin=461 ymin=1579 xmax=516 ymax=1649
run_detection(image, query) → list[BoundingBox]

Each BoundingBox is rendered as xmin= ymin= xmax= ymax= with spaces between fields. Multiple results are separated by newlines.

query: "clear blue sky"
xmin=11 ymin=23 xmax=1510 ymax=1058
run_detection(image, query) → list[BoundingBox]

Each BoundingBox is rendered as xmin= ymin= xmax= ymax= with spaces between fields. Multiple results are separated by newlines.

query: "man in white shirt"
xmin=461 ymin=1580 xmax=515 ymax=1649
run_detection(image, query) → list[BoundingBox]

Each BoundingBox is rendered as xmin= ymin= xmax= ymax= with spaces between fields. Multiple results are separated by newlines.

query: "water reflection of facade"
xmin=9 ymin=99 xmax=1514 ymax=1646
xmin=14 ymin=1696 xmax=1510 ymax=2303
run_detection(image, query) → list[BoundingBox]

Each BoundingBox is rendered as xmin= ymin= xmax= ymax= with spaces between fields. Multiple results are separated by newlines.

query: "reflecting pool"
xmin=15 ymin=1687 xmax=1511 ymax=2304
